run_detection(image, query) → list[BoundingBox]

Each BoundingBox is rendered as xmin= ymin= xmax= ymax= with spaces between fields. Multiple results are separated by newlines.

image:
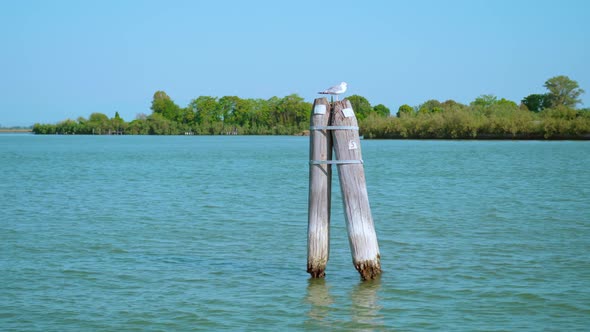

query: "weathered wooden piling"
xmin=331 ymin=100 xmax=381 ymax=280
xmin=307 ymin=98 xmax=332 ymax=278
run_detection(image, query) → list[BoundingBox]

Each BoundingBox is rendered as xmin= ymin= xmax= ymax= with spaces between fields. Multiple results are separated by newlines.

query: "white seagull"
xmin=318 ymin=82 xmax=347 ymax=100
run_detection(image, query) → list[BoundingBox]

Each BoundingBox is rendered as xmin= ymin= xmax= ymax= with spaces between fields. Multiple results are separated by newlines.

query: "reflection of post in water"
xmin=305 ymin=278 xmax=334 ymax=327
xmin=350 ymin=276 xmax=384 ymax=329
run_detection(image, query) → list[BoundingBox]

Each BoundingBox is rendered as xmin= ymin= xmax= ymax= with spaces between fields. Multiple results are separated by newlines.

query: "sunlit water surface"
xmin=1 ymin=135 xmax=589 ymax=331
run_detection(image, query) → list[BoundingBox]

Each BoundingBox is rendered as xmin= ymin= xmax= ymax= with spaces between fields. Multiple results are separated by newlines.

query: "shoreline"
xmin=363 ymin=133 xmax=590 ymax=140
xmin=20 ymin=132 xmax=590 ymax=140
xmin=0 ymin=129 xmax=32 ymax=133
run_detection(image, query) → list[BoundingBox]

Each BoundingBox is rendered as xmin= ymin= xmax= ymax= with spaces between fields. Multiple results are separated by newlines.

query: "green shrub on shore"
xmin=360 ymin=105 xmax=590 ymax=139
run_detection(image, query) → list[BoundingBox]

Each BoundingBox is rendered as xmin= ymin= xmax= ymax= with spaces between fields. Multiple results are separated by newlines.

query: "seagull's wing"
xmin=319 ymin=84 xmax=341 ymax=94
xmin=325 ymin=85 xmax=341 ymax=93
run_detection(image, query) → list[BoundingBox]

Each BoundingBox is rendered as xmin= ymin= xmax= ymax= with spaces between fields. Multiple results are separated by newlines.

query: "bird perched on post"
xmin=318 ymin=82 xmax=347 ymax=100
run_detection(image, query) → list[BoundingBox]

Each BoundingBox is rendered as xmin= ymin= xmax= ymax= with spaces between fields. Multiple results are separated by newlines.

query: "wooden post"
xmin=307 ymin=98 xmax=332 ymax=278
xmin=331 ymin=99 xmax=381 ymax=280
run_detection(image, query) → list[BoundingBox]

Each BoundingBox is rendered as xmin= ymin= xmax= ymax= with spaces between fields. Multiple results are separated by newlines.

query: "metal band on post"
xmin=310 ymin=160 xmax=363 ymax=165
xmin=310 ymin=126 xmax=359 ymax=131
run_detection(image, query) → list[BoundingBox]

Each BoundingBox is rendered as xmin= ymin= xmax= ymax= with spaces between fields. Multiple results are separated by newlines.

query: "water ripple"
xmin=1 ymin=137 xmax=589 ymax=330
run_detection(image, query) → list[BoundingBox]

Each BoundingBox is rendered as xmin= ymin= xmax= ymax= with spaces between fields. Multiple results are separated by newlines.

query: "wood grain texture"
xmin=331 ymin=99 xmax=381 ymax=280
xmin=307 ymin=98 xmax=332 ymax=278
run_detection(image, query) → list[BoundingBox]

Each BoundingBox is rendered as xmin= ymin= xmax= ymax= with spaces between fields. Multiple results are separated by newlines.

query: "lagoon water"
xmin=1 ymin=135 xmax=589 ymax=331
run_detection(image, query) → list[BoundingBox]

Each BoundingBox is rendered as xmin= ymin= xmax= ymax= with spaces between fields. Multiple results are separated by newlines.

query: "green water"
xmin=1 ymin=135 xmax=589 ymax=331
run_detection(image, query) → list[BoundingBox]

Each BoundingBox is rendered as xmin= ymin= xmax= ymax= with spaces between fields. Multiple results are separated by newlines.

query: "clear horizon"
xmin=1 ymin=0 xmax=589 ymax=127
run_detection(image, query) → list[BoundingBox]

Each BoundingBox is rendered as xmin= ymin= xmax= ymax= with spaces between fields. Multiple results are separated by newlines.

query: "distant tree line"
xmin=363 ymin=75 xmax=589 ymax=139
xmin=33 ymin=75 xmax=589 ymax=139
xmin=32 ymin=92 xmax=390 ymax=136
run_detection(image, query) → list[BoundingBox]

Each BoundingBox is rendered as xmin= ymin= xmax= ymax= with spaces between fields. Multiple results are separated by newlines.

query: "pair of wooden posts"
xmin=307 ymin=98 xmax=381 ymax=281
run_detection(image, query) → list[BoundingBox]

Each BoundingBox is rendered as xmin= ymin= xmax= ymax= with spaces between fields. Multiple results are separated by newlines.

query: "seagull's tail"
xmin=318 ymin=91 xmax=329 ymax=94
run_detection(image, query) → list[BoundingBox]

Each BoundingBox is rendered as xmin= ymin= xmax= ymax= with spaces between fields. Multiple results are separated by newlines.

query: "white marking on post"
xmin=314 ymin=104 xmax=327 ymax=115
xmin=342 ymin=107 xmax=355 ymax=117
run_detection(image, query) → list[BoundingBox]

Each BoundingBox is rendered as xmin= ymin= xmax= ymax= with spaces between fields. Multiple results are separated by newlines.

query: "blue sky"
xmin=1 ymin=0 xmax=589 ymax=126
